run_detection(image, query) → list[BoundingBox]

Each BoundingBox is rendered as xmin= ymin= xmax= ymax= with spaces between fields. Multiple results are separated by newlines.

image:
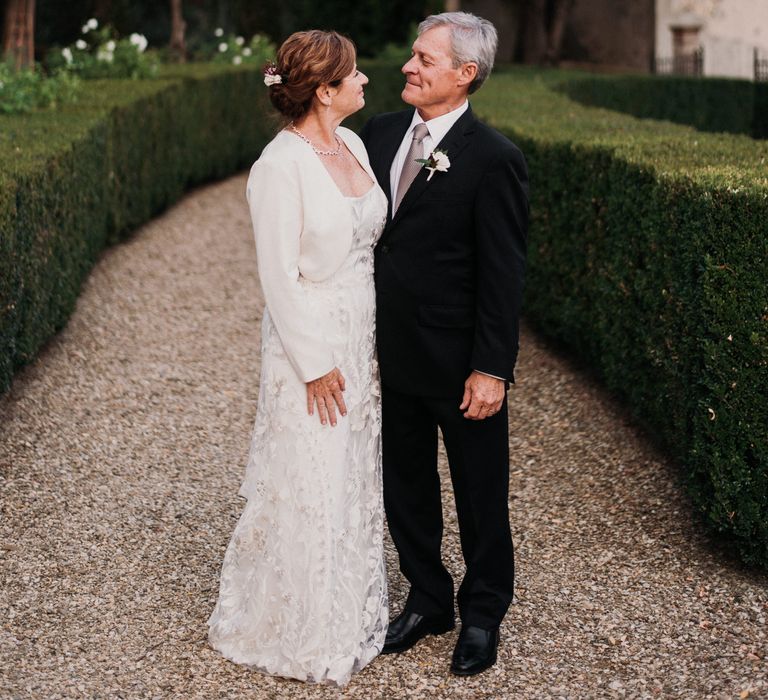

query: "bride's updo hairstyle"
xmin=268 ymin=30 xmax=356 ymax=122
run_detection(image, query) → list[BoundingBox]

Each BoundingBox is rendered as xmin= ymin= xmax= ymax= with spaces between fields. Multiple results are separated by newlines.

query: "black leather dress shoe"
xmin=382 ymin=610 xmax=455 ymax=654
xmin=450 ymin=625 xmax=500 ymax=676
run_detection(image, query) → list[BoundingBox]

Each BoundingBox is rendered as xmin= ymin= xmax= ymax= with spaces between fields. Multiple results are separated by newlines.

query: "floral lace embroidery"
xmin=208 ymin=185 xmax=389 ymax=687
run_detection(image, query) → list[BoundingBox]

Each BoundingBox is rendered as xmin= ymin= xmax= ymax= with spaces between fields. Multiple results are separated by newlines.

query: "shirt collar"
xmin=406 ymin=100 xmax=469 ymax=146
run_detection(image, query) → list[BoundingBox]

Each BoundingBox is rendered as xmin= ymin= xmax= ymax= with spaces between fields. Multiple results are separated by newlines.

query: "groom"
xmin=360 ymin=12 xmax=529 ymax=676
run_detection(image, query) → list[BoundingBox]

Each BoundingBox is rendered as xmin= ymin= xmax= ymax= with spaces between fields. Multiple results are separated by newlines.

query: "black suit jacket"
xmin=360 ymin=105 xmax=529 ymax=398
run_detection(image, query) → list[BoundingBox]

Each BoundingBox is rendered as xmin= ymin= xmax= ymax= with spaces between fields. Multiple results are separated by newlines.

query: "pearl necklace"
xmin=289 ymin=123 xmax=343 ymax=156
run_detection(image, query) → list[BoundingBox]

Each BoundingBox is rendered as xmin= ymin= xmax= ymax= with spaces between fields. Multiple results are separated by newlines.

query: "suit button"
xmin=381 ymin=245 xmax=390 ymax=253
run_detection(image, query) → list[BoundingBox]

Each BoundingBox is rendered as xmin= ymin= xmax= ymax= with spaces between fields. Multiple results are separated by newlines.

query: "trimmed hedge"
xmin=2 ymin=61 xmax=767 ymax=567
xmin=756 ymin=82 xmax=768 ymax=139
xmin=468 ymin=67 xmax=768 ymax=567
xmin=559 ymin=72 xmax=768 ymax=139
xmin=0 ymin=65 xmax=273 ymax=393
xmin=357 ymin=63 xmax=768 ymax=566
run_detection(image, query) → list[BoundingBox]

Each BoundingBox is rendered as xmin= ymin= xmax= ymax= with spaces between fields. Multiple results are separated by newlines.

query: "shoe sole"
xmin=381 ymin=620 xmax=455 ymax=655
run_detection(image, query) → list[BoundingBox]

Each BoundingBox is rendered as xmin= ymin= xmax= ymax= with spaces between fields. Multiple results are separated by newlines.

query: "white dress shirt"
xmin=387 ymin=100 xmax=505 ymax=383
xmin=389 ymin=100 xmax=469 ymax=213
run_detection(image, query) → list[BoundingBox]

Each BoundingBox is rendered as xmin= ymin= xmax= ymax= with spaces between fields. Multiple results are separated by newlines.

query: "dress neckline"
xmin=283 ymin=127 xmax=376 ymax=200
xmin=345 ymin=184 xmax=377 ymax=200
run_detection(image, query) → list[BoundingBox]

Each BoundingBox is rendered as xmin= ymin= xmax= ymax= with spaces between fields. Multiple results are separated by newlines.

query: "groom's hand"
xmin=460 ymin=371 xmax=505 ymax=420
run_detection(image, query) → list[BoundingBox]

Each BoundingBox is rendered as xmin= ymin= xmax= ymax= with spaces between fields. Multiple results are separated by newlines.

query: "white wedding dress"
xmin=207 ymin=178 xmax=389 ymax=686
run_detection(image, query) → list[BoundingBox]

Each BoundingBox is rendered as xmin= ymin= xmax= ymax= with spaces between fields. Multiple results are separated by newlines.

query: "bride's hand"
xmin=306 ymin=367 xmax=347 ymax=426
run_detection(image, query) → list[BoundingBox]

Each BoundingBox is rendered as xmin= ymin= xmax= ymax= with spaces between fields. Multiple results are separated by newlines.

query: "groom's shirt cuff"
xmin=474 ymin=369 xmax=506 ymax=381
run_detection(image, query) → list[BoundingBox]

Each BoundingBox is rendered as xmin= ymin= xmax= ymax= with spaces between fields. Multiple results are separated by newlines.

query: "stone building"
xmin=458 ymin=0 xmax=768 ymax=79
xmin=656 ymin=0 xmax=768 ymax=79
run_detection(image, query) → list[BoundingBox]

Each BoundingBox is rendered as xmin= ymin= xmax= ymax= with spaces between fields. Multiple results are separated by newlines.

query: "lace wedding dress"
xmin=207 ymin=182 xmax=389 ymax=686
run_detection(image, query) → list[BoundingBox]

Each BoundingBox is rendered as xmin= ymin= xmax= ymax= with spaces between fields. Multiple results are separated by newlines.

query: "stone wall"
xmin=656 ymin=0 xmax=768 ymax=79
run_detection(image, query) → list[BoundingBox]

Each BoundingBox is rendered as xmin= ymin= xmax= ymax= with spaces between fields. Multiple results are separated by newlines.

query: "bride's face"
xmin=331 ymin=64 xmax=369 ymax=117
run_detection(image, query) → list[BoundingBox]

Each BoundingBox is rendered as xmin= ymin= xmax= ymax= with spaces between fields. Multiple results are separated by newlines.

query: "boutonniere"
xmin=416 ymin=149 xmax=450 ymax=181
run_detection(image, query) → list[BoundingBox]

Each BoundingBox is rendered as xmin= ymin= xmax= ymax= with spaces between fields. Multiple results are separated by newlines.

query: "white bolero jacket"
xmin=245 ymin=126 xmax=377 ymax=384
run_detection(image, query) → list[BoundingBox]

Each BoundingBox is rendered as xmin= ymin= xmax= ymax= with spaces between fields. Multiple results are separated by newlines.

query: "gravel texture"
xmin=1 ymin=174 xmax=766 ymax=700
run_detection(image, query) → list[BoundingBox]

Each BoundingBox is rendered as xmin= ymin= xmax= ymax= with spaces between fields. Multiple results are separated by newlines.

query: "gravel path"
xmin=1 ymin=174 xmax=766 ymax=700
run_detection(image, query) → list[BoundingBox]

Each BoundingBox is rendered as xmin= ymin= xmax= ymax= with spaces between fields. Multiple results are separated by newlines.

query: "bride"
xmin=207 ymin=30 xmax=388 ymax=686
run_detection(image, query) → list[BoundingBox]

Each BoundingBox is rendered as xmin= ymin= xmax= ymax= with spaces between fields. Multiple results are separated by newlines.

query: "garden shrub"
xmin=1 ymin=61 xmax=766 ymax=569
xmin=754 ymin=82 xmax=768 ymax=139
xmin=0 ymin=65 xmax=272 ymax=396
xmin=0 ymin=62 xmax=80 ymax=114
xmin=203 ymin=28 xmax=275 ymax=67
xmin=559 ymin=72 xmax=766 ymax=139
xmin=47 ymin=18 xmax=158 ymax=80
xmin=469 ymin=68 xmax=768 ymax=568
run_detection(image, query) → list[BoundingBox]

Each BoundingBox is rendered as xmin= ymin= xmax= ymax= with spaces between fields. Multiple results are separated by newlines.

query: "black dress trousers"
xmin=381 ymin=382 xmax=515 ymax=629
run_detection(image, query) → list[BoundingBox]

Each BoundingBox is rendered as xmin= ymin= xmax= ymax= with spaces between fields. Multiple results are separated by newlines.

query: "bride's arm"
xmin=246 ymin=158 xmax=336 ymax=384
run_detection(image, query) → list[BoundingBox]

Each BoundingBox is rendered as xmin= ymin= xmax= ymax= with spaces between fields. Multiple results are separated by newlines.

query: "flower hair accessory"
xmin=263 ymin=61 xmax=283 ymax=86
xmin=416 ymin=149 xmax=450 ymax=181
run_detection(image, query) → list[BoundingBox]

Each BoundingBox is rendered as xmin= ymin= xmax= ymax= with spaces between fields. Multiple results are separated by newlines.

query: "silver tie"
xmin=394 ymin=123 xmax=430 ymax=214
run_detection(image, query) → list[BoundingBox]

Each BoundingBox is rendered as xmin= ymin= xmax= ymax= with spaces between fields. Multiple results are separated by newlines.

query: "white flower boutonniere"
xmin=416 ymin=149 xmax=450 ymax=181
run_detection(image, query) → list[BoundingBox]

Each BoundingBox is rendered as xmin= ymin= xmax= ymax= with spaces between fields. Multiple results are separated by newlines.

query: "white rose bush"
xmin=207 ymin=29 xmax=275 ymax=67
xmin=4 ymin=17 xmax=274 ymax=115
xmin=49 ymin=20 xmax=157 ymax=79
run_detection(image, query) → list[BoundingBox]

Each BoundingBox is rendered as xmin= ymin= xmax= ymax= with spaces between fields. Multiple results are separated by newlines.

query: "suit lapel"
xmin=385 ymin=106 xmax=478 ymax=233
xmin=370 ymin=111 xmax=412 ymax=222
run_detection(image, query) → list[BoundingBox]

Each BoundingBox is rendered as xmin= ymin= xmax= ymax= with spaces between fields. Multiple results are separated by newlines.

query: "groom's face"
xmin=401 ymin=26 xmax=466 ymax=115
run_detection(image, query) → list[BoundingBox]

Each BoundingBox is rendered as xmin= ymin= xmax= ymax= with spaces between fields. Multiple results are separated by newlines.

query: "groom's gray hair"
xmin=418 ymin=12 xmax=498 ymax=94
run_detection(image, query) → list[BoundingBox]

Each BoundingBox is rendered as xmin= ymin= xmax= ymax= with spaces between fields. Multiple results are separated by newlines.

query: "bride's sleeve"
xmin=246 ymin=158 xmax=335 ymax=383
